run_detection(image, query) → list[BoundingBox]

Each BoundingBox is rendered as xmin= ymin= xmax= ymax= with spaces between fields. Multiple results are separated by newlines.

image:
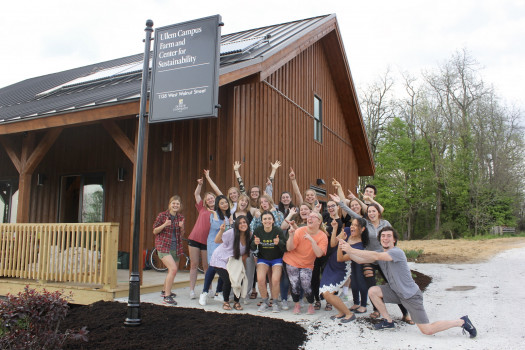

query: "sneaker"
xmin=307 ymin=304 xmax=315 ymax=315
xmin=374 ymin=319 xmax=395 ymax=330
xmin=281 ymin=300 xmax=289 ymax=310
xmin=214 ymin=293 xmax=224 ymax=302
xmin=160 ymin=290 xmax=176 ymax=298
xmin=461 ymin=315 xmax=477 ymax=338
xmin=199 ymin=292 xmax=208 ymax=306
xmin=293 ymin=303 xmax=301 ymax=315
xmin=272 ymin=303 xmax=280 ymax=313
xmin=258 ymin=302 xmax=269 ymax=312
xmin=163 ymin=295 xmax=177 ymax=305
xmin=190 ymin=290 xmax=196 ymax=300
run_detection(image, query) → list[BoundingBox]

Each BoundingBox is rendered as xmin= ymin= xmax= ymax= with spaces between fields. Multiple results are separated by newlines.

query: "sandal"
xmin=222 ymin=302 xmax=232 ymax=310
xmin=233 ymin=302 xmax=243 ymax=311
xmin=402 ymin=315 xmax=415 ymax=325
xmin=249 ymin=291 xmax=257 ymax=299
xmin=370 ymin=311 xmax=381 ymax=319
xmin=349 ymin=305 xmax=360 ymax=312
xmin=314 ymin=301 xmax=321 ymax=310
xmin=354 ymin=307 xmax=367 ymax=314
xmin=325 ymin=303 xmax=333 ymax=311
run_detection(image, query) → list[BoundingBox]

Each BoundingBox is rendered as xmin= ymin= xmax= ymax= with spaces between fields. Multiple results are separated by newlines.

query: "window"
xmin=0 ymin=181 xmax=18 ymax=223
xmin=58 ymin=174 xmax=105 ymax=223
xmin=314 ymin=95 xmax=322 ymax=142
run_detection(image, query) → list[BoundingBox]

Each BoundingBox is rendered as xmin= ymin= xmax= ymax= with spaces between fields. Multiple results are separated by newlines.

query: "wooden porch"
xmin=0 ymin=223 xmax=204 ymax=304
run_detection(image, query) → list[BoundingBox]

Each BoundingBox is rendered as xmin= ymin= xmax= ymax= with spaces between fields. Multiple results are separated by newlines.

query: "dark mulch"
xmin=62 ymin=301 xmax=307 ymax=350
xmin=61 ymin=270 xmax=431 ymax=350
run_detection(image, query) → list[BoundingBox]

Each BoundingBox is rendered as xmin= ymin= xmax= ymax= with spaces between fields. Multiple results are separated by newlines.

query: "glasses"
xmin=327 ymin=205 xmax=336 ymax=208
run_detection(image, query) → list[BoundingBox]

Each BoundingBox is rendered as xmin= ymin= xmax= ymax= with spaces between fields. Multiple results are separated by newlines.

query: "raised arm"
xmin=233 ymin=161 xmax=246 ymax=194
xmin=330 ymin=219 xmax=341 ymax=248
xmin=194 ymin=178 xmax=204 ymax=203
xmin=332 ymin=179 xmax=350 ymax=206
xmin=289 ymin=167 xmax=303 ymax=204
xmin=214 ymin=223 xmax=227 ymax=243
xmin=281 ymin=207 xmax=297 ymax=230
xmin=204 ymin=169 xmax=223 ymax=196
xmin=286 ymin=228 xmax=296 ymax=251
xmin=362 ymin=194 xmax=385 ymax=214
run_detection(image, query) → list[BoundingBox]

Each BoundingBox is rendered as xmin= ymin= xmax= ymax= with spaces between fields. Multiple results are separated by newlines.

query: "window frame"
xmin=313 ymin=94 xmax=323 ymax=143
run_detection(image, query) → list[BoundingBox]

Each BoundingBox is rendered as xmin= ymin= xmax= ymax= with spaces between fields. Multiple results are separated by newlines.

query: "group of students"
xmin=152 ymin=161 xmax=477 ymax=338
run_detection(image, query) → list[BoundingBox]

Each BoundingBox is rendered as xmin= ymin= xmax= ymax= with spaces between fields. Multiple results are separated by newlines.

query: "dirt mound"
xmin=398 ymin=237 xmax=525 ymax=264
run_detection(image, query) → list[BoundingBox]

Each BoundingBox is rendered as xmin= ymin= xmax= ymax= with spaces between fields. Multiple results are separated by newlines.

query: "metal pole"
xmin=125 ymin=19 xmax=153 ymax=327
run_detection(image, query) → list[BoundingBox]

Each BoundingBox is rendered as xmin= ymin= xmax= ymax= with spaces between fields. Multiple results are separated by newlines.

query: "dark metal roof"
xmin=0 ymin=15 xmax=331 ymax=125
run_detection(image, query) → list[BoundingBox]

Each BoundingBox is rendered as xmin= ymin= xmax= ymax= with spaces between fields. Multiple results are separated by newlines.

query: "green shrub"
xmin=404 ymin=249 xmax=424 ymax=260
xmin=0 ymin=286 xmax=88 ymax=350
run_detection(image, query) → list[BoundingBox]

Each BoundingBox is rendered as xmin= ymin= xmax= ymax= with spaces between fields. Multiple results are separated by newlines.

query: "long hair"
xmin=203 ymin=192 xmax=216 ymax=210
xmin=355 ymin=217 xmax=370 ymax=248
xmin=214 ymin=195 xmax=231 ymax=221
xmin=278 ymin=191 xmax=295 ymax=215
xmin=227 ymin=186 xmax=241 ymax=208
xmin=233 ymin=215 xmax=250 ymax=260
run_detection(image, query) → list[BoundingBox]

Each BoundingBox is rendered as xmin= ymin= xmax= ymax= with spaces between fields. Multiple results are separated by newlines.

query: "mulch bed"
xmin=61 ymin=270 xmax=431 ymax=349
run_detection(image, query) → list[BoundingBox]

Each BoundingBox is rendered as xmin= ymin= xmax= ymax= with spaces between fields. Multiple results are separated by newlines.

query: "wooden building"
xmin=0 ymin=14 xmax=373 ymax=300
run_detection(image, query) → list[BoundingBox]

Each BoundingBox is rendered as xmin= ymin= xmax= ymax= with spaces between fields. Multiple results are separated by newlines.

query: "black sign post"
xmin=124 ymin=19 xmax=153 ymax=327
xmin=149 ymin=15 xmax=222 ymax=123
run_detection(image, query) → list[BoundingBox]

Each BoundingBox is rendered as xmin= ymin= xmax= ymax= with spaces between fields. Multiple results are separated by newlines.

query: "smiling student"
xmin=339 ymin=226 xmax=477 ymax=337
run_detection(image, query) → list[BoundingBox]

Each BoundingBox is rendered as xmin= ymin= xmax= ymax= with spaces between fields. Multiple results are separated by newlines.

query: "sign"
xmin=149 ymin=15 xmax=221 ymax=123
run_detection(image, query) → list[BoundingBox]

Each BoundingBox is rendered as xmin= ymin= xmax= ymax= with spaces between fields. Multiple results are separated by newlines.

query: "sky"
xmin=1 ymin=0 xmax=524 ymax=110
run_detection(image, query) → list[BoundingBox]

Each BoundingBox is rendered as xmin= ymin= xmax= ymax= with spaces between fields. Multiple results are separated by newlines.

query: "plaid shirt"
xmin=153 ymin=210 xmax=184 ymax=254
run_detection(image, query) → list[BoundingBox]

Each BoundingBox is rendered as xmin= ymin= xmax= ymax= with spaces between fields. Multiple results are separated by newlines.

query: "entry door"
xmin=58 ymin=174 xmax=105 ymax=223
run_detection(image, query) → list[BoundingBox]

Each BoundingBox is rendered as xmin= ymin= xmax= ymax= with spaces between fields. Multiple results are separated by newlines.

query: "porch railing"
xmin=0 ymin=223 xmax=119 ymax=289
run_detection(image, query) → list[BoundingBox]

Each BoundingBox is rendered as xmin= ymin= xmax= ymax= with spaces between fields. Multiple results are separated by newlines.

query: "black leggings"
xmin=312 ymin=255 xmax=328 ymax=302
xmin=363 ymin=263 xmax=408 ymax=316
xmin=215 ymin=267 xmax=240 ymax=303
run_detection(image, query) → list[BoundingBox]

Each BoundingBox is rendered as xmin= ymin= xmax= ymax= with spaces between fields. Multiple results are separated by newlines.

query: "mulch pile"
xmin=62 ymin=302 xmax=307 ymax=350
xmin=61 ymin=270 xmax=431 ymax=350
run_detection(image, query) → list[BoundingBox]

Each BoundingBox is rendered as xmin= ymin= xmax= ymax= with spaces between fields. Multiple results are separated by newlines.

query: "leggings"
xmin=201 ymin=266 xmax=223 ymax=294
xmin=280 ymin=261 xmax=290 ymax=301
xmin=286 ymin=264 xmax=314 ymax=304
xmin=363 ymin=263 xmax=408 ymax=316
xmin=215 ymin=267 xmax=240 ymax=303
xmin=351 ymin=261 xmax=368 ymax=307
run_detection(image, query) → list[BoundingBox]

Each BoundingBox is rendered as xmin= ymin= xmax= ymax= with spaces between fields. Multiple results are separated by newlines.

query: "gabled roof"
xmin=0 ymin=14 xmax=374 ymax=175
xmin=0 ymin=15 xmax=330 ymax=124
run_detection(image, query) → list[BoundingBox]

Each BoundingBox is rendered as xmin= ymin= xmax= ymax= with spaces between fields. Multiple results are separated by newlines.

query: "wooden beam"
xmin=24 ymin=128 xmax=63 ymax=174
xmin=16 ymin=173 xmax=31 ymax=223
xmin=0 ymin=136 xmax=21 ymax=173
xmin=0 ymin=101 xmax=140 ymax=135
xmin=102 ymin=121 xmax=136 ymax=163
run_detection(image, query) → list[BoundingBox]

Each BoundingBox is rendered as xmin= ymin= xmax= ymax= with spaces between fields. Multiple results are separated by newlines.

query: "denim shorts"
xmin=257 ymin=257 xmax=283 ymax=267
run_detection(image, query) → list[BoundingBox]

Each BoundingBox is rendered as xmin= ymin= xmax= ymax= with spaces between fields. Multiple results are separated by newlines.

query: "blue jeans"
xmin=202 ymin=266 xmax=223 ymax=294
